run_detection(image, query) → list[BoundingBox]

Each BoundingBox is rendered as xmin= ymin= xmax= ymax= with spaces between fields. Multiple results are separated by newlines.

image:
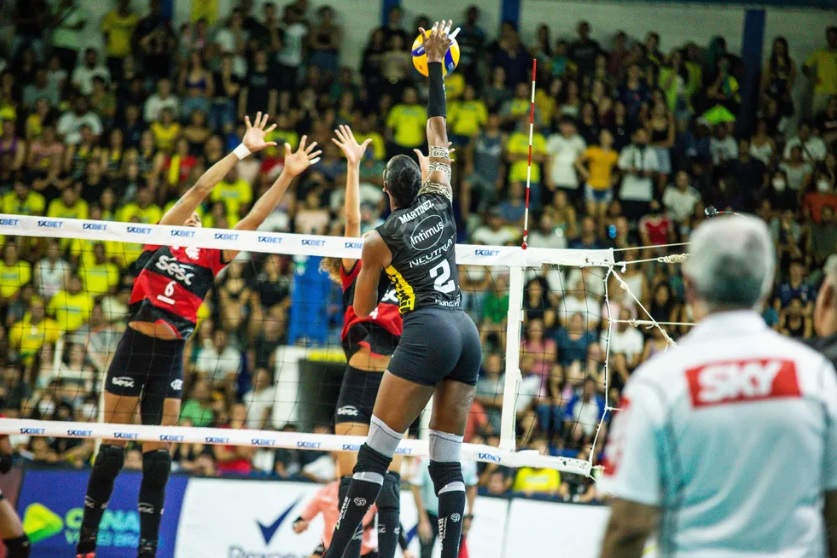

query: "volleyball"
xmin=411 ymin=33 xmax=460 ymax=77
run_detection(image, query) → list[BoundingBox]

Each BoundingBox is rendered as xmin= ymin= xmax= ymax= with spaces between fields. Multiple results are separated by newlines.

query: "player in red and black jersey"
xmin=320 ymin=126 xmax=405 ymax=558
xmin=76 ymin=114 xmax=322 ymax=558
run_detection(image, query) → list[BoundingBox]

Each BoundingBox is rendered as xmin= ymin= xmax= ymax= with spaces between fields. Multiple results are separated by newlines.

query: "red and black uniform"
xmin=106 ymin=244 xmax=228 ymax=424
xmin=335 ymin=261 xmax=402 ymax=425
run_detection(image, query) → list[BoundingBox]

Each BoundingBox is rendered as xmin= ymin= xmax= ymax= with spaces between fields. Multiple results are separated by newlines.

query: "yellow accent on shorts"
xmin=385 ymin=265 xmax=415 ymax=314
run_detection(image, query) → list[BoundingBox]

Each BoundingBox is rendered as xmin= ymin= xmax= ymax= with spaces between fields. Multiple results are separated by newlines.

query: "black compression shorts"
xmin=105 ymin=326 xmax=186 ymax=425
xmin=388 ymin=307 xmax=481 ymax=387
xmin=335 ymin=366 xmax=383 ymax=425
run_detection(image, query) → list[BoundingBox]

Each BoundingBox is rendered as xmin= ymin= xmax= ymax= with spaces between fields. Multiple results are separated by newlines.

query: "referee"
xmin=599 ymin=216 xmax=837 ymax=558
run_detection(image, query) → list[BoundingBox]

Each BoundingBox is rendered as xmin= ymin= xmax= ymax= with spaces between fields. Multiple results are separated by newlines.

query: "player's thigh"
xmin=371 ymin=372 xmax=435 ymax=435
xmin=0 ymin=499 xmax=23 ymax=539
xmin=101 ymin=392 xmax=140 ymax=448
xmin=335 ymin=422 xmax=369 ymax=476
xmin=428 ymin=380 xmax=476 ymax=437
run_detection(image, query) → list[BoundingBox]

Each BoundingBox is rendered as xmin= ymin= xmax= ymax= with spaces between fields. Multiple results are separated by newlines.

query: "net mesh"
xmin=0 ymin=215 xmax=692 ymax=479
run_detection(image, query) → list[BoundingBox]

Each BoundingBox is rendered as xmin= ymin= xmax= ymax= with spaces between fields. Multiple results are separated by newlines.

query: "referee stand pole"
xmin=499 ymin=267 xmax=525 ymax=452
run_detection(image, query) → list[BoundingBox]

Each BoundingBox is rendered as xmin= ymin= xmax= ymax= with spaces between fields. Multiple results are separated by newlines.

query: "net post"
xmin=499 ymin=266 xmax=525 ymax=452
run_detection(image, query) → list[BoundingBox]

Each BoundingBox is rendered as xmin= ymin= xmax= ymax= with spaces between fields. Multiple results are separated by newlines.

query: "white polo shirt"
xmin=599 ymin=310 xmax=837 ymax=558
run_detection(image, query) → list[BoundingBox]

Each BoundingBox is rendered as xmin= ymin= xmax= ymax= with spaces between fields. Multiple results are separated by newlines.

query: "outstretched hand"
xmin=418 ymin=20 xmax=453 ymax=64
xmin=241 ymin=112 xmax=278 ymax=153
xmin=331 ymin=124 xmax=371 ymax=166
xmin=413 ymin=143 xmax=455 ymax=182
xmin=283 ymin=135 xmax=322 ymax=177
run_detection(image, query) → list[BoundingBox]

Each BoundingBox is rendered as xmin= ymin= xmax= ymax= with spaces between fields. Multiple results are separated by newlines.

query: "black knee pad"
xmin=377 ymin=472 xmax=401 ymax=512
xmin=428 ymin=461 xmax=463 ymax=495
xmin=142 ymin=450 xmax=171 ymax=489
xmin=4 ymin=534 xmax=30 ymax=558
xmin=94 ymin=444 xmax=125 ymax=476
xmin=353 ymin=443 xmax=391 ymax=477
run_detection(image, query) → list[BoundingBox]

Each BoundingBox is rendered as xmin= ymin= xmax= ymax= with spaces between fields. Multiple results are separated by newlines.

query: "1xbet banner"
xmin=16 ymin=469 xmax=187 ymax=558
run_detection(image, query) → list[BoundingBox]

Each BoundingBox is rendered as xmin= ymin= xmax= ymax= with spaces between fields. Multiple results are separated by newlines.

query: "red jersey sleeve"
xmin=340 ymin=261 xmax=361 ymax=291
xmin=202 ymin=248 xmax=228 ymax=276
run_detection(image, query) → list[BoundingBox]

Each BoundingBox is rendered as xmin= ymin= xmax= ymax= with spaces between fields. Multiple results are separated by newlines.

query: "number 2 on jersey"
xmin=429 ymin=260 xmax=455 ymax=294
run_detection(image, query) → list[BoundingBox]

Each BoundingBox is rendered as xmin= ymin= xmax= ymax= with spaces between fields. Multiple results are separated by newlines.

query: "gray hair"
xmin=683 ymin=216 xmax=775 ymax=310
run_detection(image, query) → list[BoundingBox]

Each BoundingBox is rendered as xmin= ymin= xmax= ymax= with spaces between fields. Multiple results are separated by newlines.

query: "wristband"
xmin=427 ymin=62 xmax=446 ymax=118
xmin=233 ymin=143 xmax=251 ymax=160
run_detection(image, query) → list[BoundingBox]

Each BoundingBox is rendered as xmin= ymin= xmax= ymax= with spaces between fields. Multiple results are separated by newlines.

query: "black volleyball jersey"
xmin=128 ymin=244 xmax=227 ymax=338
xmin=376 ymin=192 xmax=461 ymax=314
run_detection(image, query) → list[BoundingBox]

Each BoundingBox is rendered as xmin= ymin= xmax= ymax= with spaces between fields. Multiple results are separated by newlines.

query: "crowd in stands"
xmin=0 ymin=0 xmax=835 ymax=503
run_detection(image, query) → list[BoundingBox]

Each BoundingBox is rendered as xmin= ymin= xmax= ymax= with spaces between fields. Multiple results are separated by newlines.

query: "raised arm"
xmin=420 ymin=20 xmax=454 ymax=200
xmin=159 ymin=113 xmax=277 ymax=226
xmin=222 ymin=136 xmax=321 ymax=261
xmin=332 ymin=124 xmax=372 ymax=269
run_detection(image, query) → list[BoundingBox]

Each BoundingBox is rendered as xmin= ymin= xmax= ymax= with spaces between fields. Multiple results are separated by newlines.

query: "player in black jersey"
xmin=76 ymin=113 xmax=321 ymax=558
xmin=321 ymin=125 xmax=405 ymax=558
xmin=324 ymin=22 xmax=481 ymax=558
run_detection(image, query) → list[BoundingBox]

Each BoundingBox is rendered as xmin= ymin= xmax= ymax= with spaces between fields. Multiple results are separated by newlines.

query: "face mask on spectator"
xmin=772 ymin=178 xmax=786 ymax=191
xmin=817 ymin=179 xmax=831 ymax=192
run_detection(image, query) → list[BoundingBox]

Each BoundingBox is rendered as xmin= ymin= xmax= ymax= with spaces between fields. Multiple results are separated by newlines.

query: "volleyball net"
xmin=0 ymin=214 xmax=690 ymax=478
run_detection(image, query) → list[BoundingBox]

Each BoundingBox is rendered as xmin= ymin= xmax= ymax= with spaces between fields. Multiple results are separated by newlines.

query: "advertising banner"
xmin=176 ymin=478 xmax=508 ymax=558
xmin=17 ymin=470 xmax=187 ymax=558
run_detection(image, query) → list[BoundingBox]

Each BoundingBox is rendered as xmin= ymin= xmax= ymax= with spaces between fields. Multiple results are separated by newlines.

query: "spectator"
xmin=47 ymin=273 xmax=92 ymax=333
xmin=180 ymin=377 xmax=215 ymax=427
xmin=143 ymin=78 xmax=180 ymax=124
xmin=276 ymin=5 xmax=308 ymax=109
xmin=512 ymin=438 xmax=563 ymax=497
xmin=663 ymin=170 xmax=701 ymax=226
xmin=527 ymin=213 xmax=567 ymax=249
xmin=50 ymin=0 xmax=89 ymax=72
xmin=546 ymin=117 xmax=586 ymax=202
xmin=778 ymin=296 xmax=813 ymax=339
xmin=385 ymin=87 xmax=427 ymax=158
xmin=463 ymin=113 xmax=505 ymax=214
xmin=569 ymin=215 xmax=605 ymax=251
xmin=816 ymin=96 xmax=837 ymax=148
xmin=780 ymin=145 xmax=814 ymax=193
xmin=569 ymin=21 xmax=601 ymax=80
xmin=563 ymin=377 xmax=606 ymax=449
xmin=749 ymin=118 xmax=777 ymax=167
xmin=709 ymin=122 xmax=738 ymax=168
xmin=480 ymin=275 xmax=509 ymax=350
xmin=308 ymin=6 xmax=342 ymax=77
xmin=802 ymin=26 xmax=837 ymax=117
xmin=238 ymin=49 xmax=278 ymax=119
xmin=576 ymin=128 xmax=619 ymax=226
xmin=472 ymin=209 xmax=518 ymax=246
xmin=618 ymin=127 xmax=658 ymax=220
xmin=242 ymin=368 xmax=274 ymax=429
xmin=606 ymin=309 xmax=645 ymax=369
xmin=100 ymin=0 xmax=138 ymax=81
xmin=784 ymin=120 xmax=827 ymax=163
xmin=556 ymin=313 xmax=598 ymax=367
xmin=8 ymin=297 xmax=59 ymax=366
xmin=33 ymin=240 xmax=71 ymax=302
xmin=761 ymin=36 xmax=796 ymax=119
xmin=133 ymin=0 xmax=176 ymax=80
xmin=56 ymin=97 xmax=103 ymax=145
xmin=70 ymin=48 xmax=110 ymax=97
xmin=214 ymin=403 xmax=255 ymax=474
xmin=195 ymin=329 xmax=242 ymax=392
xmin=0 ymin=243 xmax=32 ymax=309
xmin=775 ymin=259 xmax=817 ymax=315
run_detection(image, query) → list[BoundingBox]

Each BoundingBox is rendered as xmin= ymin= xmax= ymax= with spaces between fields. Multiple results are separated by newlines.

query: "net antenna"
xmin=521 ymin=58 xmax=537 ymax=250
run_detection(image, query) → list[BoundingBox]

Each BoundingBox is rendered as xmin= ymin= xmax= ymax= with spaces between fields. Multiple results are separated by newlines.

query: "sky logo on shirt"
xmin=256 ymin=499 xmax=300 ymax=544
xmin=686 ymin=358 xmax=801 ymax=408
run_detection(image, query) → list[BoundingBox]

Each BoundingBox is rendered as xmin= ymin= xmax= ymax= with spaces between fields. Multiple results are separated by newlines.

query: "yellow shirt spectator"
xmin=211 ymin=177 xmax=252 ymax=222
xmin=47 ymin=198 xmax=89 ymax=221
xmin=805 ymin=47 xmax=837 ymax=95
xmin=106 ymin=240 xmax=143 ymax=268
xmin=150 ymin=121 xmax=181 ymax=152
xmin=101 ymin=9 xmax=139 ymax=58
xmin=80 ymin=262 xmax=120 ymax=298
xmin=449 ymin=100 xmax=488 ymax=138
xmin=3 ymin=190 xmax=46 ymax=216
xmin=119 ymin=203 xmax=163 ymax=225
xmin=386 ymin=104 xmax=427 ymax=148
xmin=512 ymin=467 xmax=561 ymax=495
xmin=265 ymin=129 xmax=299 ymax=157
xmin=355 ymin=132 xmax=386 ymax=161
xmin=70 ymin=238 xmax=103 ymax=269
xmin=9 ymin=313 xmax=61 ymax=364
xmin=507 ymin=131 xmax=546 ymax=184
xmin=0 ymin=260 xmax=31 ymax=300
xmin=445 ymin=72 xmax=465 ymax=100
xmin=48 ymin=287 xmax=94 ymax=332
xmin=580 ymin=146 xmax=619 ymax=190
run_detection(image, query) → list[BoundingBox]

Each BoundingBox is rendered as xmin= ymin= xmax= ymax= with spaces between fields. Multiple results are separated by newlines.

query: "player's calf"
xmin=138 ymin=450 xmax=172 ymax=558
xmin=77 ymin=444 xmax=125 ymax=554
xmin=376 ymin=471 xmax=402 ymax=558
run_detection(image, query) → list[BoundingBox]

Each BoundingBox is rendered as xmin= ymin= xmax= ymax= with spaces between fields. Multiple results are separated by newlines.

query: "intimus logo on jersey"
xmin=686 ymin=359 xmax=801 ymax=408
xmin=410 ymin=215 xmax=445 ymax=251
xmin=155 ymin=255 xmax=195 ymax=285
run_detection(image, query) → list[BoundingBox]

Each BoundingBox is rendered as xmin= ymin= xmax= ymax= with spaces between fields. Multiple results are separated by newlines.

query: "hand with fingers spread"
xmin=419 ymin=20 xmax=454 ymax=64
xmin=283 ymin=135 xmax=322 ymax=177
xmin=331 ymin=124 xmax=372 ymax=166
xmin=241 ymin=112 xmax=278 ymax=153
xmin=413 ymin=142 xmax=455 ymax=182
